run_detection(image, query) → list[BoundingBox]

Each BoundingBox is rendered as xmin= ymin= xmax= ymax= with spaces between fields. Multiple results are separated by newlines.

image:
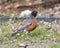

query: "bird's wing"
xmin=11 ymin=18 xmax=32 ymax=37
xmin=22 ymin=18 xmax=32 ymax=29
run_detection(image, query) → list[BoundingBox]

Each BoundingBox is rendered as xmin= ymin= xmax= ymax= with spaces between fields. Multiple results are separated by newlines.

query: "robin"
xmin=11 ymin=10 xmax=38 ymax=36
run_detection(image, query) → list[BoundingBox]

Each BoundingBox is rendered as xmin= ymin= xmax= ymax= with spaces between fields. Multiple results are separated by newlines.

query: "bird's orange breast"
xmin=27 ymin=18 xmax=38 ymax=31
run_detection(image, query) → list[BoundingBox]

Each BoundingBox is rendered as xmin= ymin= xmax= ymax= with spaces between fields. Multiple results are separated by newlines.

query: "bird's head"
xmin=31 ymin=10 xmax=38 ymax=17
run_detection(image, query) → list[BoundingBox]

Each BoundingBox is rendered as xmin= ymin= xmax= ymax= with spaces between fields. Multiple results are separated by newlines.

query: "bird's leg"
xmin=25 ymin=31 xmax=30 ymax=39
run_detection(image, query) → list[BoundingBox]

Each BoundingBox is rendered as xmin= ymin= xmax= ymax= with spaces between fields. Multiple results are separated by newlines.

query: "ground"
xmin=0 ymin=22 xmax=60 ymax=48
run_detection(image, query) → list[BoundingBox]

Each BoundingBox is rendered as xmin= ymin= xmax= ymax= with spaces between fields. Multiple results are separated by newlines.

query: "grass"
xmin=0 ymin=24 xmax=60 ymax=48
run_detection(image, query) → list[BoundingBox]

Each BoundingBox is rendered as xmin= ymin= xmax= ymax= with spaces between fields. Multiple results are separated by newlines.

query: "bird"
xmin=11 ymin=10 xmax=38 ymax=37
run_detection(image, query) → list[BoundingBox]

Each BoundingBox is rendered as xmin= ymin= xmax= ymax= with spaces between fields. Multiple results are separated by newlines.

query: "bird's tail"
xmin=11 ymin=28 xmax=23 ymax=37
xmin=11 ymin=27 xmax=26 ymax=37
xmin=11 ymin=30 xmax=20 ymax=37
